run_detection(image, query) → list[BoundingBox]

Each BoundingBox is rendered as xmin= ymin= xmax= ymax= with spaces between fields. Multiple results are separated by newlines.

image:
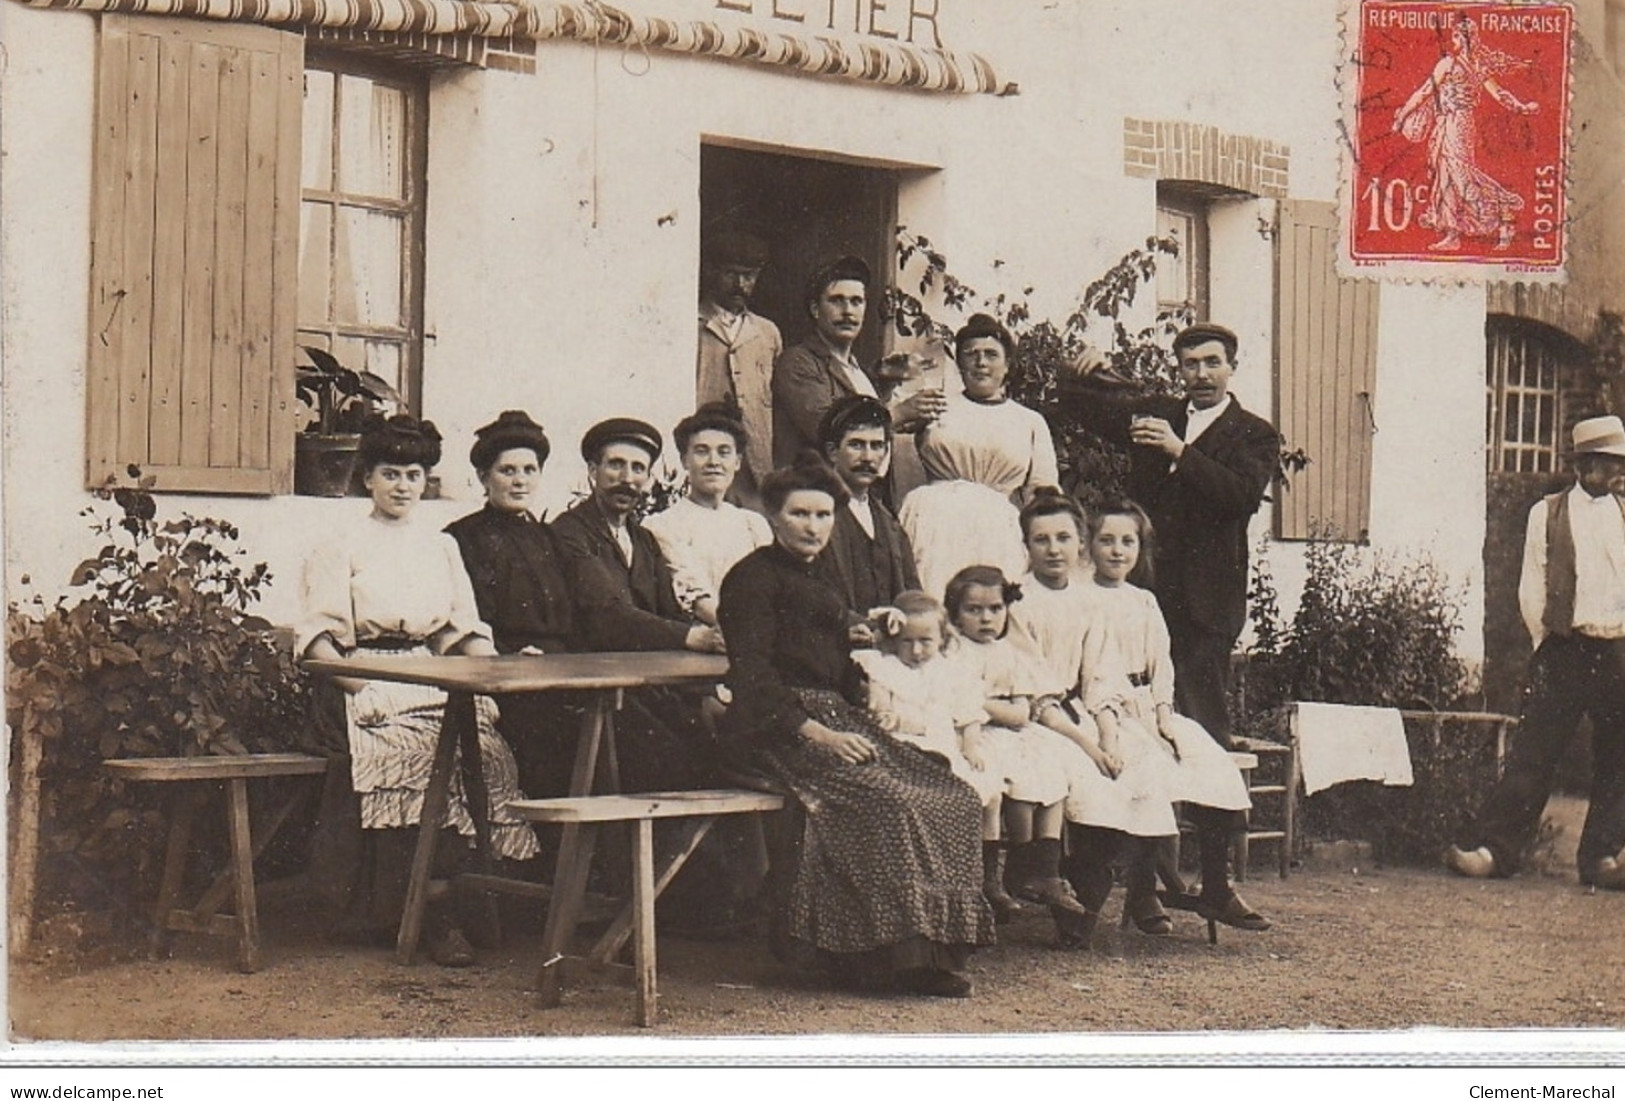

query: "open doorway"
xmin=699 ymin=144 xmax=899 ymax=368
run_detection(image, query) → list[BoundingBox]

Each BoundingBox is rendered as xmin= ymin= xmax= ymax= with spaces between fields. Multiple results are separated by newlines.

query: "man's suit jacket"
xmin=697 ymin=306 xmax=781 ymax=503
xmin=772 ymin=337 xmax=882 ymax=469
xmin=1074 ymin=390 xmax=1280 ymax=640
xmin=550 ymin=497 xmax=692 ymax=652
xmin=815 ymin=498 xmax=921 ymax=617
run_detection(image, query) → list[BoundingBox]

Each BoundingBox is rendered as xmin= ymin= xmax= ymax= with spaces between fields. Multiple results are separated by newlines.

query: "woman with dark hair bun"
xmin=445 ymin=410 xmax=577 ymax=797
xmin=298 ymin=415 xmax=539 ymax=967
xmin=899 ymin=313 xmax=1061 ymax=600
xmin=717 ymin=457 xmax=994 ymax=998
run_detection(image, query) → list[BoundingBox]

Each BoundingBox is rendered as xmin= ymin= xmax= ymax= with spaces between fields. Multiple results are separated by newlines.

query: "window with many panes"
xmin=1485 ymin=319 xmax=1570 ymax=475
xmin=1156 ymin=184 xmax=1210 ymax=323
xmin=298 ymin=57 xmax=427 ymax=414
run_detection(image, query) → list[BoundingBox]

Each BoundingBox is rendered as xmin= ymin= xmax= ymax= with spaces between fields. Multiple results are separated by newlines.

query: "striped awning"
xmin=16 ymin=0 xmax=1014 ymax=94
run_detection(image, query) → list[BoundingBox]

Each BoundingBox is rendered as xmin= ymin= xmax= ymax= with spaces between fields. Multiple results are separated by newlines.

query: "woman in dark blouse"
xmin=718 ymin=460 xmax=995 ymax=997
xmin=446 ymin=410 xmax=576 ymax=796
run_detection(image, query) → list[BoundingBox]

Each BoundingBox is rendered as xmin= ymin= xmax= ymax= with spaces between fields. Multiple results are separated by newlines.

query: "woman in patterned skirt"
xmin=299 ymin=415 xmax=539 ymax=967
xmin=718 ymin=459 xmax=995 ymax=997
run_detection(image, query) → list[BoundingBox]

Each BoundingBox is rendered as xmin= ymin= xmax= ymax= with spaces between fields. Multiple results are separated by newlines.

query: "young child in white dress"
xmin=852 ymin=591 xmax=1016 ymax=919
xmin=1078 ymin=499 xmax=1258 ymax=930
xmin=940 ymin=565 xmax=1098 ymax=941
xmin=1010 ymin=488 xmax=1181 ymax=935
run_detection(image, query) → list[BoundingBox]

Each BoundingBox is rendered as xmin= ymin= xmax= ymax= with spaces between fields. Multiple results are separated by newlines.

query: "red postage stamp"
xmin=1344 ymin=1 xmax=1572 ymax=280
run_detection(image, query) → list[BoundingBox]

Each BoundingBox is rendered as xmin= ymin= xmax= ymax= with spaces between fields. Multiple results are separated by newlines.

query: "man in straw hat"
xmin=1447 ymin=415 xmax=1625 ymax=891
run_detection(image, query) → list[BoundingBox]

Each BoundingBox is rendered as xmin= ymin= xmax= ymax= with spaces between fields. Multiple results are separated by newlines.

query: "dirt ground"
xmin=9 ymin=797 xmax=1625 ymax=1045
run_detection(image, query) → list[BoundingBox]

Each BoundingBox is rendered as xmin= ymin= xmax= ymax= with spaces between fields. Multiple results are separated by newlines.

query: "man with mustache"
xmin=550 ymin=418 xmax=746 ymax=932
xmin=551 ymin=417 xmax=726 ymax=660
xmin=772 ymin=255 xmax=948 ymax=470
xmin=697 ymin=229 xmax=781 ymax=511
xmin=814 ymin=395 xmax=922 ymax=619
xmin=1065 ymin=322 xmax=1280 ymax=933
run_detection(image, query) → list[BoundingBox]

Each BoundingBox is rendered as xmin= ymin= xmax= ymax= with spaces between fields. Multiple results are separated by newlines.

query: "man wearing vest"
xmin=1447 ymin=415 xmax=1625 ymax=891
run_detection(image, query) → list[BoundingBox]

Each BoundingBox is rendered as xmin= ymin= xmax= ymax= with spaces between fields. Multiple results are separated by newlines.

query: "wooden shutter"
xmin=87 ymin=15 xmax=301 ymax=494
xmin=1274 ymin=199 xmax=1380 ymax=541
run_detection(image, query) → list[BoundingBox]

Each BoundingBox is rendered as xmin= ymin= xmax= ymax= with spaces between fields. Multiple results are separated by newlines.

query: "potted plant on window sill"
xmin=294 ymin=346 xmax=404 ymax=497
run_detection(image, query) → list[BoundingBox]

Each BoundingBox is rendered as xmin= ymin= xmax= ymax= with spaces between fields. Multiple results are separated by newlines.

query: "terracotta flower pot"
xmin=294 ymin=433 xmax=364 ymax=497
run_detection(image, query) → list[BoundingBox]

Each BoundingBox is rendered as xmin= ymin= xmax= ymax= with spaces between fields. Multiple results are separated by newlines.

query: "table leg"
xmin=225 ymin=777 xmax=260 ymax=973
xmin=536 ymin=821 xmax=599 ymax=1007
xmin=451 ymin=692 xmax=502 ymax=946
xmin=397 ymin=691 xmax=464 ymax=965
xmin=632 ymin=817 xmax=657 ymax=1028
xmin=536 ymin=694 xmax=611 ymax=1004
xmin=150 ymin=785 xmax=201 ymax=960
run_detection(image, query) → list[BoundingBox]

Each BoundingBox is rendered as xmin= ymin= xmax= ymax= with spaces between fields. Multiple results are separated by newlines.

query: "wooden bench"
xmin=509 ymin=788 xmax=784 ymax=1027
xmin=104 ymin=753 xmax=330 ymax=973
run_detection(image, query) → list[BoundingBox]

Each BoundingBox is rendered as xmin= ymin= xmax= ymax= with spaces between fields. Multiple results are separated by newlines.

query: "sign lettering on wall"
xmin=713 ymin=0 xmax=945 ymax=48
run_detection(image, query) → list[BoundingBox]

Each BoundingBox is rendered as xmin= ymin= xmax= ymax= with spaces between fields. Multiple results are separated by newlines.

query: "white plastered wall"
xmin=1 ymin=0 xmax=1492 ymax=661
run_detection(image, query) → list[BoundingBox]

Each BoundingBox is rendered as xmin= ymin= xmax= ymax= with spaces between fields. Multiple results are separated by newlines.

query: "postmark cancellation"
xmin=1342 ymin=1 xmax=1573 ymax=282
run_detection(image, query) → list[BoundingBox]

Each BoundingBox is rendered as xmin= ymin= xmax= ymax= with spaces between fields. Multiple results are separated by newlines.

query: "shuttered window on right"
xmin=1274 ymin=199 xmax=1380 ymax=543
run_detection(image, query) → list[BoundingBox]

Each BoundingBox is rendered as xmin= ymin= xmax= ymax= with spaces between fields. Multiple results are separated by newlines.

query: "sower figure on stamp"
xmin=1064 ymin=323 xmax=1280 ymax=931
xmin=1447 ymin=416 xmax=1625 ymax=892
xmin=697 ymin=228 xmax=781 ymax=511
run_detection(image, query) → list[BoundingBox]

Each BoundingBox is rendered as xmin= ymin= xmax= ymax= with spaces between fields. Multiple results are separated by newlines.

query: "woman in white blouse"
xmin=641 ymin=403 xmax=773 ymax=627
xmin=298 ymin=415 xmax=538 ymax=967
xmin=899 ymin=314 xmax=1060 ymax=601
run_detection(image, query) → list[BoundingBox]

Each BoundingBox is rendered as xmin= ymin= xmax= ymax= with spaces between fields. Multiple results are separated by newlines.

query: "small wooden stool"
xmin=104 ymin=753 xmax=329 ymax=972
xmin=511 ymin=789 xmax=783 ymax=1027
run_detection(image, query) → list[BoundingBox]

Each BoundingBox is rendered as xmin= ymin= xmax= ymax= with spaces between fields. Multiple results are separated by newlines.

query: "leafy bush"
xmin=883 ymin=228 xmax=1308 ymax=513
xmin=884 ymin=228 xmax=1189 ymax=512
xmin=1243 ymin=536 xmax=1468 ymax=714
xmin=6 ymin=474 xmax=337 ymax=928
xmin=1238 ymin=537 xmax=1484 ymax=865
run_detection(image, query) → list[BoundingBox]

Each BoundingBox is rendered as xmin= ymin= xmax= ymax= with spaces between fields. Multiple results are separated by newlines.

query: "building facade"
xmin=5 ymin=0 xmax=1620 ymax=679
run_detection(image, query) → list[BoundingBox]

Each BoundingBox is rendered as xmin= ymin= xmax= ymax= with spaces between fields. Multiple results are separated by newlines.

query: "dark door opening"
xmin=699 ymin=144 xmax=898 ymax=369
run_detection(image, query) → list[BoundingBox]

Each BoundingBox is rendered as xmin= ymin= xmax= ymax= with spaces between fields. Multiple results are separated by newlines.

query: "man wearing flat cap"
xmin=772 ymin=254 xmax=948 ymax=470
xmin=1068 ymin=323 xmax=1280 ymax=746
xmin=552 ymin=419 xmax=756 ymax=929
xmin=1067 ymin=322 xmax=1281 ymax=932
xmin=1447 ymin=415 xmax=1625 ymax=891
xmin=697 ymin=228 xmax=782 ymax=510
xmin=551 ymin=417 xmax=725 ymax=660
xmin=815 ymin=394 xmax=922 ymax=619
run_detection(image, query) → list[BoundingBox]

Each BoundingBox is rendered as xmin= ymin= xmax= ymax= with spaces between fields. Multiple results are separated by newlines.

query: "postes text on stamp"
xmin=1345 ymin=1 xmax=1572 ymax=281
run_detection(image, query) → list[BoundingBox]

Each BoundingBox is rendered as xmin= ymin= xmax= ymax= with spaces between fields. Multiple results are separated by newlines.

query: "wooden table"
xmin=302 ymin=652 xmax=730 ymax=970
xmin=104 ymin=753 xmax=330 ymax=972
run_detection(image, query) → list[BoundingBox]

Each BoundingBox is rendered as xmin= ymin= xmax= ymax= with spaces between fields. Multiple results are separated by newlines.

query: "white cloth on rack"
xmin=1293 ymin=702 xmax=1414 ymax=795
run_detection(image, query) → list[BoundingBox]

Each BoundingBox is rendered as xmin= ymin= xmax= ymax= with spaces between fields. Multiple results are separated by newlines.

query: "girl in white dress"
xmin=940 ymin=565 xmax=1098 ymax=943
xmin=298 ymin=416 xmax=538 ymax=967
xmin=899 ymin=314 xmax=1060 ymax=601
xmin=1079 ymin=499 xmax=1263 ymax=931
xmin=851 ymin=592 xmax=1017 ymax=919
xmin=1010 ymin=489 xmax=1180 ymax=934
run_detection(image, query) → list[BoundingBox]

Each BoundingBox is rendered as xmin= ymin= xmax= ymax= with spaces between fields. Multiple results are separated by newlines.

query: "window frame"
xmin=1155 ymin=184 xmax=1211 ymax=323
xmin=297 ymin=50 xmax=429 ymax=416
xmin=1485 ymin=317 xmax=1578 ymax=476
